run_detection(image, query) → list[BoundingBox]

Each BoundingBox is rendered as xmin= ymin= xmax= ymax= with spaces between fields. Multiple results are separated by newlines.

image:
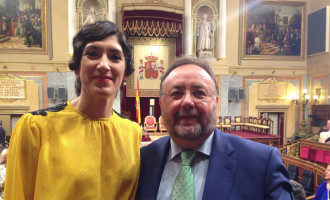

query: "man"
xmin=0 ymin=121 xmax=5 ymax=147
xmin=319 ymin=120 xmax=330 ymax=144
xmin=135 ymin=56 xmax=293 ymax=200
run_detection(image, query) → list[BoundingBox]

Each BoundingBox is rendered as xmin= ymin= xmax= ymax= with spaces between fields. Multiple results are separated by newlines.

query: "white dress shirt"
xmin=319 ymin=131 xmax=330 ymax=144
xmin=156 ymin=132 xmax=214 ymax=200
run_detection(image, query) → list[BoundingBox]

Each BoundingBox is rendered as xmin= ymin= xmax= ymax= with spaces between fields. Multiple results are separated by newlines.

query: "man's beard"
xmin=162 ymin=105 xmax=217 ymax=141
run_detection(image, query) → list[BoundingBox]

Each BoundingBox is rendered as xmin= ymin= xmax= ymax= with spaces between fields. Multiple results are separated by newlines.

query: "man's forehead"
xmin=167 ymin=65 xmax=212 ymax=79
xmin=164 ymin=75 xmax=213 ymax=91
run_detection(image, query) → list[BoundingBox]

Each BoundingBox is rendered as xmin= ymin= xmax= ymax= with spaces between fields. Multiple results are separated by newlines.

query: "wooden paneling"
xmin=312 ymin=104 xmax=330 ymax=122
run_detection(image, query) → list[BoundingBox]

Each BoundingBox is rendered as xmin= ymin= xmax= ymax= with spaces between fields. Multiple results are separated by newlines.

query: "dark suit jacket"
xmin=136 ymin=129 xmax=293 ymax=200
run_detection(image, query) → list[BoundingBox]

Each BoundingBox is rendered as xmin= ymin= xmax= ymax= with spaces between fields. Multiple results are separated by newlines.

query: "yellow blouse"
xmin=4 ymin=101 xmax=142 ymax=200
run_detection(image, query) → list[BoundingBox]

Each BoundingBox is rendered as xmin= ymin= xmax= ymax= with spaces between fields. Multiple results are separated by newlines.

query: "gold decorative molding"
xmin=126 ymin=37 xmax=176 ymax=97
xmin=122 ymin=3 xmax=184 ymax=13
xmin=0 ymin=105 xmax=29 ymax=114
xmin=0 ymin=99 xmax=25 ymax=103
xmin=123 ymin=20 xmax=183 ymax=38
xmin=143 ymin=0 xmax=164 ymax=3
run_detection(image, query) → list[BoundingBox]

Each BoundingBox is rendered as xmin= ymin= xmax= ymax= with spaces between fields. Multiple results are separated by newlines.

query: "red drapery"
xmin=122 ymin=9 xmax=183 ymax=57
xmin=121 ymin=9 xmax=182 ymax=126
xmin=121 ymin=85 xmax=162 ymax=128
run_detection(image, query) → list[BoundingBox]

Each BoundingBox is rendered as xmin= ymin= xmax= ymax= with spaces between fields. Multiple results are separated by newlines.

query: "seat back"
xmin=257 ymin=117 xmax=262 ymax=125
xmin=287 ymin=164 xmax=298 ymax=181
xmin=158 ymin=116 xmax=167 ymax=134
xmin=159 ymin=116 xmax=166 ymax=129
xmin=145 ymin=116 xmax=156 ymax=127
xmin=218 ymin=116 xmax=222 ymax=124
xmin=262 ymin=118 xmax=267 ymax=125
xmin=300 ymin=169 xmax=314 ymax=195
xmin=318 ymin=177 xmax=326 ymax=185
xmin=159 ymin=116 xmax=164 ymax=125
xmin=224 ymin=116 xmax=231 ymax=124
xmin=235 ymin=116 xmax=241 ymax=123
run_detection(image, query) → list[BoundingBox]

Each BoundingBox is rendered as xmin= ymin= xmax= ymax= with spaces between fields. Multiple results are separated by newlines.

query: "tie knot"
xmin=180 ymin=151 xmax=197 ymax=166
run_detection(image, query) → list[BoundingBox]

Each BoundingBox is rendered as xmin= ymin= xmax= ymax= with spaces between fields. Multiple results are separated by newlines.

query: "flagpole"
xmin=135 ymin=78 xmax=141 ymax=125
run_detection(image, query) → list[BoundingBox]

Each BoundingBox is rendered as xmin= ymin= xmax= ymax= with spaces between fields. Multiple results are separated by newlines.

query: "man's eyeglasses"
xmin=161 ymin=89 xmax=216 ymax=102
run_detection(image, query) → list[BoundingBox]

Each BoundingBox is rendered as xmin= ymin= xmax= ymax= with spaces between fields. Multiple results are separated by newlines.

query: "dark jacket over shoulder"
xmin=136 ymin=129 xmax=293 ymax=200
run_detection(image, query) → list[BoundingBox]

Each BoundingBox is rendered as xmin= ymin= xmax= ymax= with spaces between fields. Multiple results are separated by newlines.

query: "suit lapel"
xmin=203 ymin=130 xmax=237 ymax=199
xmin=142 ymin=137 xmax=171 ymax=199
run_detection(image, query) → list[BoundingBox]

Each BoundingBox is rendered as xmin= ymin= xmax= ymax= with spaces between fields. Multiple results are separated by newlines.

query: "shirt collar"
xmin=169 ymin=131 xmax=214 ymax=160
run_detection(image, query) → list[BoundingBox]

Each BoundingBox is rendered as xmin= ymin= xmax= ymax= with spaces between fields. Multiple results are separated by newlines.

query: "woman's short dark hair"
xmin=69 ymin=21 xmax=133 ymax=96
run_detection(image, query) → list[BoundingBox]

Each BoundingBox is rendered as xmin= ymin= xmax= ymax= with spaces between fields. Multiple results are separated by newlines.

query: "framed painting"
xmin=0 ymin=0 xmax=48 ymax=54
xmin=242 ymin=0 xmax=305 ymax=60
xmin=126 ymin=37 xmax=176 ymax=97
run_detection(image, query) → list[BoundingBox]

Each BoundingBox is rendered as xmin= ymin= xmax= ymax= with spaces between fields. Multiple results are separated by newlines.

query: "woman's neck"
xmin=71 ymin=95 xmax=114 ymax=118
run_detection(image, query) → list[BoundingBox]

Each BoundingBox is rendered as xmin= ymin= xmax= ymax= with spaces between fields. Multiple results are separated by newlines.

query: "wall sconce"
xmin=291 ymin=89 xmax=318 ymax=105
xmin=291 ymin=89 xmax=318 ymax=136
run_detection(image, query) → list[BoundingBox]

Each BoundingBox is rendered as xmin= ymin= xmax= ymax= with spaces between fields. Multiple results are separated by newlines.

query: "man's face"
xmin=324 ymin=165 xmax=330 ymax=180
xmin=327 ymin=120 xmax=330 ymax=130
xmin=160 ymin=64 xmax=218 ymax=145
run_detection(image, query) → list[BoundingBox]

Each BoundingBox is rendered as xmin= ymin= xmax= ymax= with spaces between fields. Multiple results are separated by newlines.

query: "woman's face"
xmin=325 ymin=165 xmax=330 ymax=180
xmin=76 ymin=34 xmax=126 ymax=99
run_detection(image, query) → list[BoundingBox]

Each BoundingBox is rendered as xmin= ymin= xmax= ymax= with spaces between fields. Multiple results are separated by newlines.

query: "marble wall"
xmin=47 ymin=71 xmax=121 ymax=113
xmin=220 ymin=74 xmax=242 ymax=117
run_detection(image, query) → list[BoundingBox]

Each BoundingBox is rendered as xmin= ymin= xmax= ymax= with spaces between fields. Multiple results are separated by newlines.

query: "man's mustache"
xmin=175 ymin=110 xmax=200 ymax=119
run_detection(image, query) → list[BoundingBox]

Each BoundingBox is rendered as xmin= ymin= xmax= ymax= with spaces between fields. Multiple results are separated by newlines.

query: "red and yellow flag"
xmin=135 ymin=78 xmax=141 ymax=124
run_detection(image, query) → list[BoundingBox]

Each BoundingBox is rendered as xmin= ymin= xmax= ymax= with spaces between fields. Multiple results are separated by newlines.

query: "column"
xmin=68 ymin=0 xmax=77 ymax=55
xmin=217 ymin=0 xmax=226 ymax=59
xmin=108 ymin=0 xmax=116 ymax=22
xmin=184 ymin=0 xmax=192 ymax=56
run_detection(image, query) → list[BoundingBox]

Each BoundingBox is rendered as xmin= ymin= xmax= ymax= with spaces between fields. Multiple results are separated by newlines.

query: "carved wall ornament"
xmin=0 ymin=74 xmax=26 ymax=103
xmin=258 ymin=78 xmax=288 ymax=102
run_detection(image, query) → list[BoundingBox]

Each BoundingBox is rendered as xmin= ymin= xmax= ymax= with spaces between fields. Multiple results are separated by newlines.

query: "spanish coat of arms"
xmin=138 ymin=54 xmax=164 ymax=80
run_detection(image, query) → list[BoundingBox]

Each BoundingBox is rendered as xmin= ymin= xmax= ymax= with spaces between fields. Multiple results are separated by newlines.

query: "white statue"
xmin=83 ymin=6 xmax=97 ymax=25
xmin=197 ymin=14 xmax=212 ymax=51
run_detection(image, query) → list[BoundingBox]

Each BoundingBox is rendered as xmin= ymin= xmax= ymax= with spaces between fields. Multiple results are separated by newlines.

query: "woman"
xmin=314 ymin=164 xmax=330 ymax=200
xmin=4 ymin=21 xmax=142 ymax=199
xmin=0 ymin=147 xmax=7 ymax=200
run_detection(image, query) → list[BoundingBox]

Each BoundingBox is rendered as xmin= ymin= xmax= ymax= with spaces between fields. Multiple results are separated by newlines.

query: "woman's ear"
xmin=122 ymin=76 xmax=127 ymax=85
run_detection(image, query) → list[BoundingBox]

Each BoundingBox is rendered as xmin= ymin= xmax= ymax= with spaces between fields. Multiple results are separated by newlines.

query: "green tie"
xmin=171 ymin=151 xmax=197 ymax=200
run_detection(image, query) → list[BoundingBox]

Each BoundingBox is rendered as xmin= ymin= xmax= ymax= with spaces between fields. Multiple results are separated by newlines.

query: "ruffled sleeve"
xmin=4 ymin=114 xmax=41 ymax=199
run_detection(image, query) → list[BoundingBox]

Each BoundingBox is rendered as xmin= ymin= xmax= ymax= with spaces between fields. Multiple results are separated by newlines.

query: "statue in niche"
xmin=197 ymin=13 xmax=213 ymax=52
xmin=83 ymin=6 xmax=97 ymax=25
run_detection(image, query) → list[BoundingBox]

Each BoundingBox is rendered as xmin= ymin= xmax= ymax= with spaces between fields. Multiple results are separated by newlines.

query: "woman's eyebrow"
xmin=109 ymin=48 xmax=123 ymax=54
xmin=84 ymin=44 xmax=100 ymax=51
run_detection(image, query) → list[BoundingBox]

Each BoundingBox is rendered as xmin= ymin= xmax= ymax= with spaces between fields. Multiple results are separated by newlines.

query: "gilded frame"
xmin=126 ymin=37 xmax=176 ymax=97
xmin=0 ymin=0 xmax=48 ymax=54
xmin=242 ymin=0 xmax=305 ymax=60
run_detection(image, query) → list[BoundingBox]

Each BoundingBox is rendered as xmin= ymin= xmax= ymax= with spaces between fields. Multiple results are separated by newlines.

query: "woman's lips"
xmin=94 ymin=76 xmax=111 ymax=82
